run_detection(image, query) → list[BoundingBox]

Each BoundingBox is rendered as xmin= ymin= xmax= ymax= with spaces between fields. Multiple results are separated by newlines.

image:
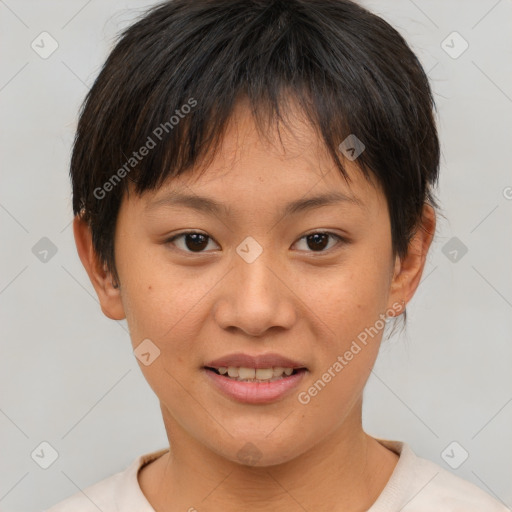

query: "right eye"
xmin=165 ymin=231 xmax=220 ymax=253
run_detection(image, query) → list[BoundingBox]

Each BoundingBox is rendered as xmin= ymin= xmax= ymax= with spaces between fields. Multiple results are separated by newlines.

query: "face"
xmin=81 ymin=101 xmax=424 ymax=467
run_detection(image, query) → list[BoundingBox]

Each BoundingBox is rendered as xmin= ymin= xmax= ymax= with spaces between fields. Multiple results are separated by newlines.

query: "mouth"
xmin=202 ymin=352 xmax=309 ymax=404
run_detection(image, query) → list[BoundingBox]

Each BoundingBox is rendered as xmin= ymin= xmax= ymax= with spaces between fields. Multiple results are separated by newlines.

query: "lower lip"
xmin=203 ymin=368 xmax=307 ymax=404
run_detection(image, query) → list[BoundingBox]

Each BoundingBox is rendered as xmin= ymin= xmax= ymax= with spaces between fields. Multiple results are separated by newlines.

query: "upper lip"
xmin=204 ymin=352 xmax=307 ymax=369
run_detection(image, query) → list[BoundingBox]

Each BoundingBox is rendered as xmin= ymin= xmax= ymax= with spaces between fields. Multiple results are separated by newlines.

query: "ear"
xmin=73 ymin=215 xmax=126 ymax=320
xmin=387 ymin=203 xmax=436 ymax=316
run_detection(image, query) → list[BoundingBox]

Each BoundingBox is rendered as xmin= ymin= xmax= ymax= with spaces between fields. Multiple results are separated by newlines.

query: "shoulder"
xmin=43 ymin=471 xmax=123 ymax=512
xmin=409 ymin=454 xmax=508 ymax=511
xmin=372 ymin=439 xmax=509 ymax=512
xmin=43 ymin=449 xmax=168 ymax=512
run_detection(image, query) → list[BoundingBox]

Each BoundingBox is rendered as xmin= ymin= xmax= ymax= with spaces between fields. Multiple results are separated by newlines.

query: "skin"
xmin=75 ymin=100 xmax=436 ymax=511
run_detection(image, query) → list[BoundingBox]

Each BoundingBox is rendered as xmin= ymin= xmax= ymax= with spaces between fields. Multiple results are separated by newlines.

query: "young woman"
xmin=46 ymin=0 xmax=507 ymax=510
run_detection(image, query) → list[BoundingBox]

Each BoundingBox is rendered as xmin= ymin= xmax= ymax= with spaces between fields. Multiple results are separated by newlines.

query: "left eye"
xmin=165 ymin=231 xmax=345 ymax=253
xmin=294 ymin=232 xmax=344 ymax=252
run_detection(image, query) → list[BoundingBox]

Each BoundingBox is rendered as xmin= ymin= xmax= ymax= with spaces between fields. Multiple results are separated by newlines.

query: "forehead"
xmin=129 ymin=100 xmax=385 ymax=217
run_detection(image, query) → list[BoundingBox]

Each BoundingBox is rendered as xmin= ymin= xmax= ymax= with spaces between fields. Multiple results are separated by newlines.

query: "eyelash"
xmin=165 ymin=230 xmax=347 ymax=254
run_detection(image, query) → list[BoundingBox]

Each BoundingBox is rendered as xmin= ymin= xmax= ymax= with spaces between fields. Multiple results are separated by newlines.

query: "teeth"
xmin=255 ymin=368 xmax=274 ymax=380
xmin=214 ymin=366 xmax=298 ymax=381
xmin=273 ymin=366 xmax=285 ymax=377
xmin=238 ymin=367 xmax=255 ymax=379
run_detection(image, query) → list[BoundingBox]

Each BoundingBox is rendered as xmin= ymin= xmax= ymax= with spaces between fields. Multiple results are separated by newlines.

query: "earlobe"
xmin=73 ymin=216 xmax=126 ymax=320
xmin=387 ymin=203 xmax=436 ymax=311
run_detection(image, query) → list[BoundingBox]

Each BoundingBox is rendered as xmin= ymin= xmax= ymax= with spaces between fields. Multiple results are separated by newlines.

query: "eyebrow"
xmin=145 ymin=190 xmax=364 ymax=218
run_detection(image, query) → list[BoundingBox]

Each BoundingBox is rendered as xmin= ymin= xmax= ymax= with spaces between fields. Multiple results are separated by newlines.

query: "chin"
xmin=211 ymin=433 xmax=308 ymax=468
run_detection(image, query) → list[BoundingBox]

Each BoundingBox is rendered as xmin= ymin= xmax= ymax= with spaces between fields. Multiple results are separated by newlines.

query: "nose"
xmin=213 ymin=250 xmax=297 ymax=337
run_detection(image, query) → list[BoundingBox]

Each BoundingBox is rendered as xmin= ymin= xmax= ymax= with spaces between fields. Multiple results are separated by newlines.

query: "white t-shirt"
xmin=44 ymin=439 xmax=508 ymax=511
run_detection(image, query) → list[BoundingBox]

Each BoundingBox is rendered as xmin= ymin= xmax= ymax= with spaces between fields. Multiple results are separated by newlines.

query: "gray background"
xmin=1 ymin=0 xmax=511 ymax=510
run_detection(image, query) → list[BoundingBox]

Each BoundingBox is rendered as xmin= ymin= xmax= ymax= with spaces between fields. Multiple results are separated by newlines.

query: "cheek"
xmin=304 ymin=254 xmax=391 ymax=334
xmin=118 ymin=250 xmax=213 ymax=349
xmin=297 ymin=250 xmax=392 ymax=398
xmin=298 ymin=268 xmax=387 ymax=419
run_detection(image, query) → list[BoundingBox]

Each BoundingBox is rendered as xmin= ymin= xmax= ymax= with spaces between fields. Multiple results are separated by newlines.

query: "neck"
xmin=139 ymin=400 xmax=398 ymax=512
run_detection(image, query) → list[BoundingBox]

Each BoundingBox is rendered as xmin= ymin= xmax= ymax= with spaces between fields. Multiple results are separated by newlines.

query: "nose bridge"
xmin=214 ymin=237 xmax=296 ymax=336
xmin=236 ymin=238 xmax=281 ymax=309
